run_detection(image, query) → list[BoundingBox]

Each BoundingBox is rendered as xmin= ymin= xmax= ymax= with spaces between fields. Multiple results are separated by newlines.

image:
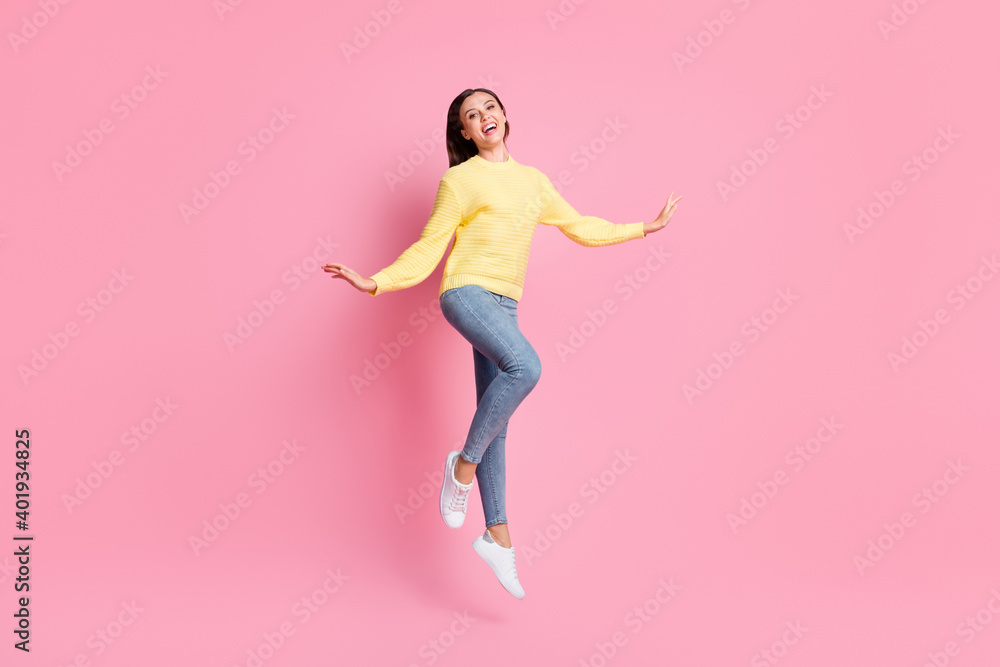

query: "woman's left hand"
xmin=643 ymin=192 xmax=683 ymax=235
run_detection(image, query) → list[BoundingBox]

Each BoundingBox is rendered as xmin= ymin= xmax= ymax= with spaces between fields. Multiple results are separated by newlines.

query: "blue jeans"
xmin=439 ymin=284 xmax=542 ymax=528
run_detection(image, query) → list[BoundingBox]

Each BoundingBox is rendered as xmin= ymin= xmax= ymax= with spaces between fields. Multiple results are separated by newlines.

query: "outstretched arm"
xmin=536 ymin=174 xmax=682 ymax=244
xmin=324 ymin=179 xmax=462 ymax=296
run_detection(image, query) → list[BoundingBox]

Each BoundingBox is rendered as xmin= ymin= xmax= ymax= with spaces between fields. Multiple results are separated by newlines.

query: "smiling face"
xmin=459 ymin=91 xmax=506 ymax=151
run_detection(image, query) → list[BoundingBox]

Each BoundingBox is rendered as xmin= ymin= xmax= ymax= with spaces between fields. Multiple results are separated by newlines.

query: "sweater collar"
xmin=471 ymin=153 xmax=516 ymax=167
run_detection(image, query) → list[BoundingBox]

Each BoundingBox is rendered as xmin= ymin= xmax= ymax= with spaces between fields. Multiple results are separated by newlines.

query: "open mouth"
xmin=483 ymin=122 xmax=498 ymax=136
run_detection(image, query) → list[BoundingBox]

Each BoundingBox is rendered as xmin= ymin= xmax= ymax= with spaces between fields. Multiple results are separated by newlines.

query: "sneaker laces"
xmin=501 ymin=547 xmax=519 ymax=581
xmin=447 ymin=484 xmax=470 ymax=512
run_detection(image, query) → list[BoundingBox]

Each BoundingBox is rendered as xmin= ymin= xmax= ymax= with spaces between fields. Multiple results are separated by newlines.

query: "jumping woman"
xmin=324 ymin=88 xmax=682 ymax=599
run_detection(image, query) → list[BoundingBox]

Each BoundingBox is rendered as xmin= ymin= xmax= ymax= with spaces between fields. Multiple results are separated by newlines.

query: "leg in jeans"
xmin=473 ymin=345 xmax=509 ymax=529
xmin=439 ymin=285 xmax=542 ymax=534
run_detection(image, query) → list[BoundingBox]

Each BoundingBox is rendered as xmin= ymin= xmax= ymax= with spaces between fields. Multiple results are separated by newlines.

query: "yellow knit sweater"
xmin=368 ymin=154 xmax=646 ymax=301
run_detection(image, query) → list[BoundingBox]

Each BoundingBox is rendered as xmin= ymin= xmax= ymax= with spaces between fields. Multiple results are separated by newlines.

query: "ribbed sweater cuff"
xmin=368 ymin=270 xmax=392 ymax=296
xmin=626 ymin=221 xmax=646 ymax=240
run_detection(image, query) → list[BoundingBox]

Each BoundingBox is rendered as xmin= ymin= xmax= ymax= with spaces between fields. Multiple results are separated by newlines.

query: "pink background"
xmin=3 ymin=0 xmax=999 ymax=664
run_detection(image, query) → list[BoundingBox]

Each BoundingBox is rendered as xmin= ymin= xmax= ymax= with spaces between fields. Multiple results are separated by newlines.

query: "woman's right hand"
xmin=323 ymin=262 xmax=377 ymax=293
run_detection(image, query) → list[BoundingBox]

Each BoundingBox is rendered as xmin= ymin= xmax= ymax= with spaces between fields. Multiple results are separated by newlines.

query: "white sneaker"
xmin=472 ymin=529 xmax=525 ymax=599
xmin=439 ymin=451 xmax=473 ymax=529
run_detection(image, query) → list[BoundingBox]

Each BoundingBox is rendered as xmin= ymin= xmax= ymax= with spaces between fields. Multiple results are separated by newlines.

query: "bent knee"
xmin=519 ymin=350 xmax=542 ymax=388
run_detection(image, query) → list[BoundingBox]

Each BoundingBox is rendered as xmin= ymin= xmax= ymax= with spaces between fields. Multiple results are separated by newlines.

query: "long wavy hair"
xmin=446 ymin=88 xmax=510 ymax=168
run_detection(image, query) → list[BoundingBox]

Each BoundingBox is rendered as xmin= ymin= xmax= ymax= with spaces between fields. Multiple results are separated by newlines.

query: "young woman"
xmin=324 ymin=88 xmax=682 ymax=599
